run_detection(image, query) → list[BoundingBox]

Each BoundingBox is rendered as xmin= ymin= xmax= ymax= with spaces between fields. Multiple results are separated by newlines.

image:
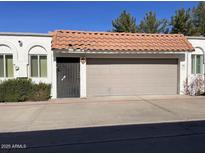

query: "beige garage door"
xmin=87 ymin=58 xmax=178 ymax=96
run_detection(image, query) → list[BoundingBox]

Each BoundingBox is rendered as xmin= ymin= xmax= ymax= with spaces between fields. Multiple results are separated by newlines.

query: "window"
xmin=192 ymin=55 xmax=203 ymax=74
xmin=0 ymin=54 xmax=14 ymax=78
xmin=30 ymin=55 xmax=47 ymax=77
xmin=0 ymin=55 xmax=4 ymax=77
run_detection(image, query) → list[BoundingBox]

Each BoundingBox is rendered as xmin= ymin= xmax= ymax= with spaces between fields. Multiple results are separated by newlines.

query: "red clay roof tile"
xmin=51 ymin=30 xmax=194 ymax=52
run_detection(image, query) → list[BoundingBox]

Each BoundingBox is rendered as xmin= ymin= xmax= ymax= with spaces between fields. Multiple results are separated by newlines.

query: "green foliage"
xmin=170 ymin=8 xmax=197 ymax=36
xmin=138 ymin=11 xmax=168 ymax=33
xmin=112 ymin=10 xmax=137 ymax=33
xmin=0 ymin=84 xmax=4 ymax=102
xmin=110 ymin=2 xmax=205 ymax=36
xmin=28 ymin=83 xmax=51 ymax=101
xmin=0 ymin=79 xmax=51 ymax=102
xmin=193 ymin=1 xmax=205 ymax=36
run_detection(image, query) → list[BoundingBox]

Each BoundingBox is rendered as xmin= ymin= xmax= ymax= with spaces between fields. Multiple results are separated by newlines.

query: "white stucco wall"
xmin=0 ymin=33 xmax=54 ymax=97
xmin=187 ymin=38 xmax=205 ymax=77
xmin=0 ymin=33 xmax=205 ymax=99
xmin=186 ymin=37 xmax=205 ymax=94
xmin=80 ymin=57 xmax=87 ymax=98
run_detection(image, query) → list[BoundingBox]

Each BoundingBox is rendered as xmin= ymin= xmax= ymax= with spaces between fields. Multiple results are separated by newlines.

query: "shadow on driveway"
xmin=1 ymin=120 xmax=205 ymax=152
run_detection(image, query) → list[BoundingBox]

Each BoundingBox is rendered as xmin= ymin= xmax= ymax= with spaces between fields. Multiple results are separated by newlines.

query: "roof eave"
xmin=52 ymin=48 xmax=191 ymax=54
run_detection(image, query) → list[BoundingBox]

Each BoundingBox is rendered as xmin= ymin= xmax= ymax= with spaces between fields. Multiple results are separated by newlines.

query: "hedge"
xmin=0 ymin=79 xmax=51 ymax=102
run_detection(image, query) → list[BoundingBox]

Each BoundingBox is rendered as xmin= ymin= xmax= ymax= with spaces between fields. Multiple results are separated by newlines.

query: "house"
xmin=0 ymin=30 xmax=204 ymax=98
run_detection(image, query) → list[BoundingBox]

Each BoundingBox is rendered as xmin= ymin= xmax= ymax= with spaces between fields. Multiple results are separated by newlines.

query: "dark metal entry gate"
xmin=57 ymin=57 xmax=80 ymax=98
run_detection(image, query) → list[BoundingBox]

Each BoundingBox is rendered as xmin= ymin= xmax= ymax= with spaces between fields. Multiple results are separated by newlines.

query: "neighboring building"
xmin=0 ymin=30 xmax=204 ymax=98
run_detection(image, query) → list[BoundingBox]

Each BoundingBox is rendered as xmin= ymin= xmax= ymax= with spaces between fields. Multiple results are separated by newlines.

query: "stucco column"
xmin=51 ymin=55 xmax=57 ymax=98
xmin=80 ymin=57 xmax=87 ymax=98
xmin=179 ymin=54 xmax=187 ymax=95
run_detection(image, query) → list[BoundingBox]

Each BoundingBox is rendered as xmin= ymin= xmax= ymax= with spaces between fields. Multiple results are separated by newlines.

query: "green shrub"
xmin=0 ymin=84 xmax=4 ymax=102
xmin=28 ymin=83 xmax=51 ymax=101
xmin=0 ymin=79 xmax=51 ymax=102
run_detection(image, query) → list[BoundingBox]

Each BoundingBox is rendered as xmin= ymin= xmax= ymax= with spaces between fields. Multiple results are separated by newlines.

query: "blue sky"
xmin=0 ymin=1 xmax=199 ymax=33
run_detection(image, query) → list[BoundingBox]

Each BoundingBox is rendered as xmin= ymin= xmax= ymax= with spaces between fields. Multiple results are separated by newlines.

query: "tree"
xmin=138 ymin=11 xmax=168 ymax=33
xmin=193 ymin=1 xmax=205 ymax=36
xmin=170 ymin=8 xmax=197 ymax=36
xmin=112 ymin=10 xmax=137 ymax=33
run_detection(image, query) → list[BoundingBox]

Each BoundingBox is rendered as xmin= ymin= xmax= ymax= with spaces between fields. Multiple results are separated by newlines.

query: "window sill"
xmin=191 ymin=73 xmax=204 ymax=75
xmin=29 ymin=77 xmax=48 ymax=79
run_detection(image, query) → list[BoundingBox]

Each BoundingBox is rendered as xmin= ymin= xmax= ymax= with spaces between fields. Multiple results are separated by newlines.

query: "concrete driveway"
xmin=1 ymin=95 xmax=205 ymax=152
xmin=0 ymin=95 xmax=205 ymax=133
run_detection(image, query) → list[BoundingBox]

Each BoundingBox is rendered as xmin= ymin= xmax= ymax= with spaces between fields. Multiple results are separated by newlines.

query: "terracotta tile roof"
xmin=51 ymin=30 xmax=194 ymax=52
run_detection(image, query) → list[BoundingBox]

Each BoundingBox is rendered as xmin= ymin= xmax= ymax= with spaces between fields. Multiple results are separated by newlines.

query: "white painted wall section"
xmin=0 ymin=33 xmax=54 ymax=96
xmin=179 ymin=54 xmax=187 ymax=94
xmin=80 ymin=57 xmax=87 ymax=98
xmin=188 ymin=38 xmax=205 ymax=81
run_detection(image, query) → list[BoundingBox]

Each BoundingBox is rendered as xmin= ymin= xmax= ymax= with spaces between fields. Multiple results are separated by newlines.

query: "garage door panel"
xmin=87 ymin=58 xmax=178 ymax=96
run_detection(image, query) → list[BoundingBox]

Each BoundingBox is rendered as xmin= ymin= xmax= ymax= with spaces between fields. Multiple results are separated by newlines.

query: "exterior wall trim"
xmin=54 ymin=49 xmax=188 ymax=55
xmin=194 ymin=46 xmax=205 ymax=64
xmin=0 ymin=32 xmax=51 ymax=37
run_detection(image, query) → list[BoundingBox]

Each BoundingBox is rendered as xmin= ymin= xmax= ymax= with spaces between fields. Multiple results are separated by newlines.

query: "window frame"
xmin=29 ymin=54 xmax=47 ymax=78
xmin=0 ymin=54 xmax=14 ymax=78
xmin=191 ymin=54 xmax=204 ymax=75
